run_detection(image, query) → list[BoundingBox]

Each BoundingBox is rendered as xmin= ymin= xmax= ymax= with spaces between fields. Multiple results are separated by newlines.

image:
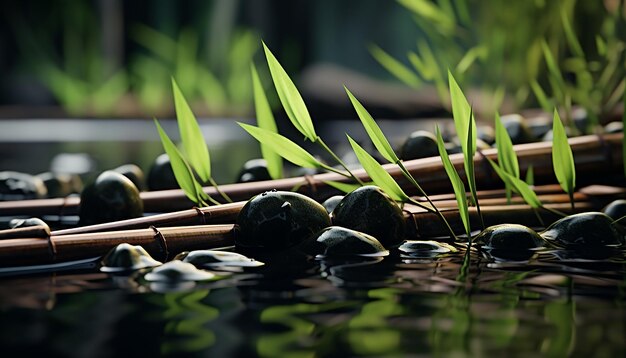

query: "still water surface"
xmin=0 ymin=246 xmax=624 ymax=357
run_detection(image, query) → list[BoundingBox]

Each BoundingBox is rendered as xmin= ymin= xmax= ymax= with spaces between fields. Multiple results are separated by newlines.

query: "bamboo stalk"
xmin=0 ymin=133 xmax=622 ymax=216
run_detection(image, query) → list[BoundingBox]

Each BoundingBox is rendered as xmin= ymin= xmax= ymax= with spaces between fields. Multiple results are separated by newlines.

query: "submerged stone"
xmin=175 ymin=250 xmax=264 ymax=267
xmin=602 ymin=199 xmax=626 ymax=221
xmin=79 ymin=171 xmax=144 ymax=225
xmin=541 ymin=212 xmax=625 ymax=248
xmin=322 ymin=195 xmax=344 ymax=214
xmin=100 ymin=243 xmax=162 ymax=273
xmin=315 ymin=226 xmax=388 ymax=257
xmin=399 ymin=240 xmax=458 ymax=256
xmin=0 ymin=171 xmax=47 ymax=201
xmin=331 ymin=186 xmax=405 ymax=248
xmin=237 ymin=158 xmax=272 ymax=183
xmin=400 ymin=130 xmax=439 ymax=160
xmin=236 ymin=190 xmax=331 ymax=249
xmin=144 ymin=260 xmax=215 ymax=282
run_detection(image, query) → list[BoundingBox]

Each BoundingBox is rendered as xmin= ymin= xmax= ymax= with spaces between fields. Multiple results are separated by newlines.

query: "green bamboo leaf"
xmin=525 ymin=165 xmax=535 ymax=186
xmin=323 ymin=180 xmax=363 ymax=195
xmin=495 ymin=112 xmax=520 ymax=178
xmin=155 ymin=119 xmax=204 ymax=205
xmin=345 ymin=87 xmax=399 ymax=163
xmin=435 ymin=126 xmax=470 ymax=237
xmin=251 ymin=64 xmax=283 ymax=179
xmin=238 ymin=123 xmax=320 ymax=169
xmin=369 ymin=45 xmax=421 ymax=88
xmin=448 ymin=71 xmax=476 ymax=157
xmin=552 ymin=109 xmax=576 ymax=197
xmin=171 ymin=78 xmax=211 ymax=182
xmin=347 ymin=135 xmax=409 ymax=202
xmin=540 ymin=40 xmax=565 ymax=87
xmin=262 ymin=42 xmax=316 ymax=141
xmin=488 ymin=158 xmax=542 ymax=208
xmin=560 ymin=9 xmax=584 ymax=59
xmin=530 ymin=80 xmax=553 ymax=116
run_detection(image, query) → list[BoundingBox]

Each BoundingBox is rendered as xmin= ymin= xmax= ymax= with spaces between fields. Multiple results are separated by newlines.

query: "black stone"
xmin=79 ymin=171 xmax=144 ymax=225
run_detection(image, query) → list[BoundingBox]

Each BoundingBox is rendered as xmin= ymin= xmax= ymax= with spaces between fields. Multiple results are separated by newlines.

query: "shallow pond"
xmin=0 ymin=244 xmax=624 ymax=357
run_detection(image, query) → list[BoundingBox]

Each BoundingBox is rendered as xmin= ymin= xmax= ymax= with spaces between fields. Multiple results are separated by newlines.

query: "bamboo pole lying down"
xmin=0 ymin=133 xmax=622 ymax=216
xmin=0 ymin=201 xmax=592 ymax=267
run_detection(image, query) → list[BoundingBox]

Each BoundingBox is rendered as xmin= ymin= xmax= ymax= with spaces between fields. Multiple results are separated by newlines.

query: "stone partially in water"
xmin=474 ymin=224 xmax=545 ymax=249
xmin=100 ymin=243 xmax=162 ymax=273
xmin=400 ymin=130 xmax=439 ymax=160
xmin=236 ymin=190 xmax=331 ymax=249
xmin=315 ymin=226 xmax=388 ymax=257
xmin=322 ymin=195 xmax=344 ymax=214
xmin=602 ymin=199 xmax=626 ymax=221
xmin=144 ymin=260 xmax=215 ymax=282
xmin=540 ymin=212 xmax=625 ymax=248
xmin=399 ymin=240 xmax=458 ymax=257
xmin=236 ymin=158 xmax=272 ymax=183
xmin=175 ymin=250 xmax=264 ymax=267
xmin=0 ymin=171 xmax=47 ymax=201
xmin=331 ymin=186 xmax=405 ymax=248
xmin=78 ymin=171 xmax=144 ymax=225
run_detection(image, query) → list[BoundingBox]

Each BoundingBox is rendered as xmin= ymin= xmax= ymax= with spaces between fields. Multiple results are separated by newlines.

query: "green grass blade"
xmin=552 ymin=109 xmax=576 ymax=198
xmin=347 ymin=135 xmax=409 ymax=202
xmin=238 ymin=123 xmax=320 ymax=169
xmin=251 ymin=63 xmax=283 ymax=179
xmin=369 ymin=45 xmax=421 ymax=88
xmin=488 ymin=158 xmax=542 ymax=208
xmin=560 ymin=9 xmax=584 ymax=59
xmin=435 ymin=126 xmax=470 ymax=237
xmin=262 ymin=42 xmax=316 ymax=141
xmin=465 ymin=108 xmax=484 ymax=229
xmin=345 ymin=87 xmax=399 ymax=163
xmin=495 ymin=112 xmax=520 ymax=178
xmin=171 ymin=78 xmax=211 ymax=183
xmin=448 ymin=71 xmax=476 ymax=157
xmin=155 ymin=119 xmax=204 ymax=205
xmin=323 ymin=180 xmax=363 ymax=194
xmin=530 ymin=80 xmax=553 ymax=114
xmin=525 ymin=165 xmax=535 ymax=186
xmin=540 ymin=40 xmax=565 ymax=87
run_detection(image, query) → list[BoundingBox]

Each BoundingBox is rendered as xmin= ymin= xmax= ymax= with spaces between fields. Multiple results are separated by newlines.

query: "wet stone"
xmin=500 ymin=114 xmax=535 ymax=144
xmin=474 ymin=224 xmax=545 ymax=250
xmin=236 ymin=190 xmax=331 ymax=250
xmin=9 ymin=217 xmax=48 ymax=229
xmin=79 ymin=171 xmax=144 ymax=226
xmin=36 ymin=172 xmax=82 ymax=198
xmin=175 ymin=250 xmax=264 ymax=268
xmin=100 ymin=243 xmax=162 ymax=273
xmin=144 ymin=261 xmax=215 ymax=282
xmin=322 ymin=195 xmax=344 ymax=214
xmin=315 ymin=226 xmax=388 ymax=257
xmin=147 ymin=154 xmax=178 ymax=191
xmin=237 ymin=158 xmax=272 ymax=183
xmin=331 ymin=186 xmax=405 ymax=248
xmin=0 ymin=171 xmax=47 ymax=201
xmin=602 ymin=199 xmax=626 ymax=221
xmin=112 ymin=164 xmax=146 ymax=192
xmin=604 ymin=121 xmax=623 ymax=134
xmin=400 ymin=130 xmax=439 ymax=160
xmin=541 ymin=212 xmax=625 ymax=248
xmin=399 ymin=240 xmax=458 ymax=257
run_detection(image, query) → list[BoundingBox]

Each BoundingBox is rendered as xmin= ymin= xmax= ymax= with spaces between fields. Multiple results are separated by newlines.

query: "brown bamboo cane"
xmin=0 ymin=200 xmax=595 ymax=267
xmin=0 ymin=133 xmax=622 ymax=217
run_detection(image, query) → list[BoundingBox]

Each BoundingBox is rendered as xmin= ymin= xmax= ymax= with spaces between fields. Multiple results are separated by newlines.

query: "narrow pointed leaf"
xmin=488 ymin=158 xmax=542 ymax=208
xmin=465 ymin=108 xmax=478 ymax=198
xmin=552 ymin=109 xmax=576 ymax=195
xmin=525 ymin=165 xmax=535 ymax=186
xmin=560 ymin=9 xmax=584 ymax=59
xmin=448 ymin=71 xmax=476 ymax=157
xmin=262 ymin=42 xmax=316 ymax=141
xmin=347 ymin=135 xmax=409 ymax=202
xmin=155 ymin=119 xmax=203 ymax=205
xmin=238 ymin=123 xmax=320 ymax=169
xmin=435 ymin=126 xmax=470 ymax=237
xmin=323 ymin=180 xmax=363 ymax=195
xmin=369 ymin=45 xmax=421 ymax=87
xmin=495 ymin=112 xmax=520 ymax=178
xmin=251 ymin=64 xmax=283 ymax=179
xmin=171 ymin=78 xmax=211 ymax=182
xmin=345 ymin=87 xmax=399 ymax=163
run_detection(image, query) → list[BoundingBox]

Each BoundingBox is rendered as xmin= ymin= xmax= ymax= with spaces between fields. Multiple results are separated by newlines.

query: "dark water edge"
xmin=0 ymin=249 xmax=625 ymax=358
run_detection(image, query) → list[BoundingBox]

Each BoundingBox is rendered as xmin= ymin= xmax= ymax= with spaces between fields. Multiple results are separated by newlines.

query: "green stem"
xmin=398 ymin=161 xmax=458 ymax=240
xmin=208 ymin=177 xmax=232 ymax=203
xmin=316 ymin=137 xmax=365 ymax=185
xmin=319 ymin=162 xmax=353 ymax=178
xmin=569 ymin=191 xmax=575 ymax=211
